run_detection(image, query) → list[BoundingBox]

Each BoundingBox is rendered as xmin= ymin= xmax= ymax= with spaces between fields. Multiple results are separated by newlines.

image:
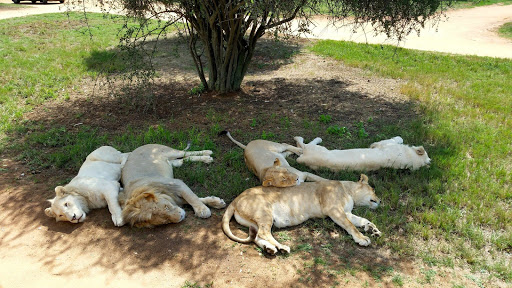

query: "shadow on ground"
xmin=0 ymin=50 xmax=455 ymax=287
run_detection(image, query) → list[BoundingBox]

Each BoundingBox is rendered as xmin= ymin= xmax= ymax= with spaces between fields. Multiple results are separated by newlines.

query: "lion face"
xmin=122 ymin=190 xmax=186 ymax=227
xmin=262 ymin=159 xmax=299 ymax=187
xmin=45 ymin=187 xmax=87 ymax=223
xmin=352 ymin=174 xmax=380 ymax=209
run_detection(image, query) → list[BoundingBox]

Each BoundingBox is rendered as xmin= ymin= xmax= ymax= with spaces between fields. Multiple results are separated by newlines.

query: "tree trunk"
xmin=185 ymin=2 xmax=264 ymax=94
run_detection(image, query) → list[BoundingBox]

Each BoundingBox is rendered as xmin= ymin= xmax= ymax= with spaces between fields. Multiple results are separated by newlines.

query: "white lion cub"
xmin=44 ymin=146 xmax=129 ymax=226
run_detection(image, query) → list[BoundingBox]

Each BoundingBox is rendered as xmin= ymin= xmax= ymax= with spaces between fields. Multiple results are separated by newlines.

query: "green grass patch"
xmin=0 ymin=12 xmax=170 ymax=144
xmin=311 ymin=39 xmax=512 ymax=280
xmin=498 ymin=22 xmax=512 ymax=39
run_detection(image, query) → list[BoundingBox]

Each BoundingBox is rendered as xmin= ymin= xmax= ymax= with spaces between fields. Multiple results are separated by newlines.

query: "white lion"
xmin=294 ymin=136 xmax=430 ymax=171
xmin=44 ymin=146 xmax=129 ymax=226
xmin=120 ymin=144 xmax=226 ymax=228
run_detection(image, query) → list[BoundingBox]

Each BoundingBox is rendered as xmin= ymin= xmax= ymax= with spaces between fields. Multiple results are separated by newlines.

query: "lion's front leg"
xmin=327 ymin=208 xmax=371 ymax=246
xmin=301 ymin=172 xmax=328 ymax=182
xmin=172 ymin=179 xmax=211 ymax=218
xmin=103 ymin=183 xmax=124 ymax=227
xmin=345 ymin=212 xmax=382 ymax=237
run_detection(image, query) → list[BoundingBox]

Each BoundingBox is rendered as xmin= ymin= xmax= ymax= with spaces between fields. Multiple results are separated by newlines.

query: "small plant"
xmin=327 ymin=125 xmax=350 ymax=137
xmin=188 ymin=83 xmax=206 ymax=95
xmin=319 ymin=114 xmax=332 ymax=124
xmin=261 ymin=130 xmax=275 ymax=140
xmin=392 ymin=274 xmax=404 ymax=287
xmin=314 ymin=256 xmax=328 ymax=266
xmin=296 ymin=243 xmax=313 ymax=253
xmin=356 ymin=121 xmax=369 ymax=138
xmin=280 ymin=116 xmax=291 ymax=129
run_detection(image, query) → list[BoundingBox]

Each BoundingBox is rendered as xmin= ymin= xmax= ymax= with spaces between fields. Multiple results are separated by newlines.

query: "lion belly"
xmin=271 ymin=201 xmax=323 ymax=228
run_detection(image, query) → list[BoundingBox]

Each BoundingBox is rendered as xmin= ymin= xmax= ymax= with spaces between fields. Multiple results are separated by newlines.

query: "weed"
xmin=319 ymin=114 xmax=332 ymax=124
xmin=261 ymin=130 xmax=275 ymax=140
xmin=392 ymin=274 xmax=404 ymax=287
xmin=326 ymin=125 xmax=350 ymax=138
xmin=356 ymin=121 xmax=369 ymax=138
xmin=295 ymin=243 xmax=313 ymax=253
xmin=188 ymin=83 xmax=206 ymax=95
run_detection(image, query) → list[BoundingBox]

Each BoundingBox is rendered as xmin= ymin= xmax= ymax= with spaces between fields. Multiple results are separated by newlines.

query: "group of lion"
xmin=45 ymin=132 xmax=430 ymax=255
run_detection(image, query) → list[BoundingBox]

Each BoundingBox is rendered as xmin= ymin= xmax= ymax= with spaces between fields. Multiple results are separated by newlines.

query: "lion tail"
xmin=222 ymin=202 xmax=256 ymax=244
xmin=218 ymin=130 xmax=246 ymax=150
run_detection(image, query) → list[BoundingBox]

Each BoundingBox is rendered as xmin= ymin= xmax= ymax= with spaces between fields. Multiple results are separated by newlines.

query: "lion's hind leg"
xmin=255 ymin=224 xmax=290 ymax=255
xmin=200 ymin=196 xmax=226 ymax=209
xmin=183 ymin=155 xmax=213 ymax=164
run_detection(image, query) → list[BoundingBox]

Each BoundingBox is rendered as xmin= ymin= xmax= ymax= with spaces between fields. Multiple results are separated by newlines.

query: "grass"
xmin=1 ymin=12 xmax=511 ymax=287
xmin=310 ymin=40 xmax=511 ymax=281
xmin=0 ymin=12 xmax=168 ymax=144
xmin=498 ymin=22 xmax=512 ymax=39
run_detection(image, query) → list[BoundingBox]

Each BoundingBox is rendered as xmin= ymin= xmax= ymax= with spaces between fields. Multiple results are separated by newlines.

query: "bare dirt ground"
xmin=1 ymin=3 xmax=511 ymax=288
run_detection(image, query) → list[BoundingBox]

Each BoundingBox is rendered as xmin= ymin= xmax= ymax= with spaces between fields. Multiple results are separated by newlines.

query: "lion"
xmin=44 ymin=146 xmax=129 ymax=226
xmin=120 ymin=144 xmax=226 ymax=228
xmin=294 ymin=136 xmax=431 ymax=171
xmin=220 ymin=131 xmax=326 ymax=187
xmin=222 ymin=175 xmax=382 ymax=255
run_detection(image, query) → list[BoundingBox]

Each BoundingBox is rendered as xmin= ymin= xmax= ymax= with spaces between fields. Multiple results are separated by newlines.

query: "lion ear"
xmin=55 ymin=186 xmax=66 ymax=197
xmin=142 ymin=192 xmax=156 ymax=202
xmin=416 ymin=146 xmax=426 ymax=156
xmin=273 ymin=158 xmax=281 ymax=167
xmin=359 ymin=174 xmax=369 ymax=184
xmin=262 ymin=179 xmax=272 ymax=187
xmin=45 ymin=207 xmax=56 ymax=218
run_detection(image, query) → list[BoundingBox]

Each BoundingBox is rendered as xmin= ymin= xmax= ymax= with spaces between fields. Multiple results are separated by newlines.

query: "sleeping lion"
xmin=120 ymin=144 xmax=226 ymax=227
xmin=294 ymin=136 xmax=431 ymax=171
xmin=220 ymin=131 xmax=326 ymax=187
xmin=45 ymin=146 xmax=129 ymax=226
xmin=222 ymin=175 xmax=382 ymax=255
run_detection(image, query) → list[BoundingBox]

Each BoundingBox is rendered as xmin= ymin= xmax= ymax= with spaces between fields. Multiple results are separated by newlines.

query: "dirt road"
xmin=303 ymin=4 xmax=512 ymax=59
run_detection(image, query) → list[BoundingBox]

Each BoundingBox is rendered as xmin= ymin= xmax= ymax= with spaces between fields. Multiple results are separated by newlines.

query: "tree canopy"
xmin=112 ymin=0 xmax=452 ymax=93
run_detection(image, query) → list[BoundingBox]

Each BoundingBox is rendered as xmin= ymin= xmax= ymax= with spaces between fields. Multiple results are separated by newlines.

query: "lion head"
xmin=262 ymin=158 xmax=300 ymax=187
xmin=44 ymin=186 xmax=89 ymax=223
xmin=351 ymin=174 xmax=381 ymax=209
xmin=121 ymin=184 xmax=186 ymax=228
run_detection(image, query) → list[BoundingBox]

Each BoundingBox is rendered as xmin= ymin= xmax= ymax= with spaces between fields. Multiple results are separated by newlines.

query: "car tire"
xmin=32 ymin=0 xmax=36 ymax=3
xmin=13 ymin=0 xmax=20 ymax=3
xmin=59 ymin=0 xmax=64 ymax=2
xmin=42 ymin=0 xmax=47 ymax=3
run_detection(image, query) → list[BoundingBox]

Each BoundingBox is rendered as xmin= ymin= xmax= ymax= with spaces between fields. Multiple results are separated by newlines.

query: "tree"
xmin=115 ymin=0 xmax=452 ymax=93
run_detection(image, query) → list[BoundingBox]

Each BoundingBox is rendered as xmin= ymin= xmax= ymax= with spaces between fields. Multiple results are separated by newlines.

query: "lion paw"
xmin=364 ymin=222 xmax=382 ymax=237
xmin=211 ymin=197 xmax=226 ymax=209
xmin=278 ymin=245 xmax=290 ymax=254
xmin=203 ymin=156 xmax=214 ymax=163
xmin=200 ymin=196 xmax=226 ymax=209
xmin=264 ymin=245 xmax=278 ymax=255
xmin=194 ymin=205 xmax=211 ymax=218
xmin=112 ymin=214 xmax=125 ymax=227
xmin=355 ymin=236 xmax=371 ymax=246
